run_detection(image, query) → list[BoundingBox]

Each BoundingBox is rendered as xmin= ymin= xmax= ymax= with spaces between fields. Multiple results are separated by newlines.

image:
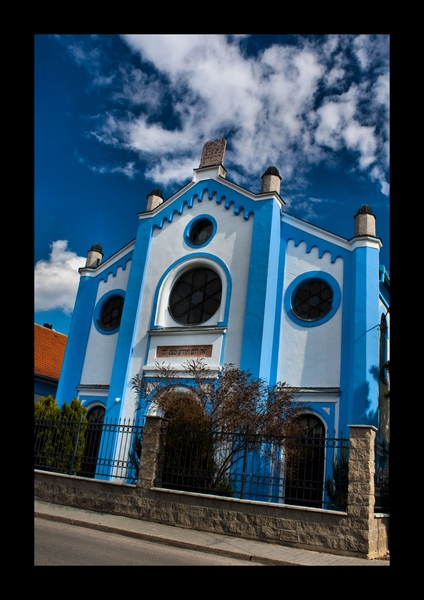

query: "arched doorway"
xmin=284 ymin=414 xmax=326 ymax=508
xmin=160 ymin=390 xmax=213 ymax=492
xmin=79 ymin=405 xmax=105 ymax=478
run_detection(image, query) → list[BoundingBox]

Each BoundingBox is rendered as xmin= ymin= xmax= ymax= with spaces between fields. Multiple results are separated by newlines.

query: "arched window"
xmin=158 ymin=389 xmax=212 ymax=493
xmin=79 ymin=405 xmax=105 ymax=478
xmin=285 ymin=414 xmax=325 ymax=508
xmin=379 ymin=314 xmax=388 ymax=383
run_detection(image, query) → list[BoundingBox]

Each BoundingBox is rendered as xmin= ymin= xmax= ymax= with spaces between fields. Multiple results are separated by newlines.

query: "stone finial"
xmin=354 ymin=205 xmax=376 ymax=237
xmin=85 ymin=243 xmax=103 ymax=268
xmin=261 ymin=166 xmax=282 ymax=194
xmin=199 ymin=138 xmax=227 ymax=168
xmin=146 ymin=188 xmax=164 ymax=212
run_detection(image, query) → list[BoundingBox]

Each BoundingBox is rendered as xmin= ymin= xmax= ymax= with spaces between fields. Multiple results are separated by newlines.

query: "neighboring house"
xmin=34 ymin=323 xmax=67 ymax=402
xmin=56 ymin=139 xmax=390 ymax=483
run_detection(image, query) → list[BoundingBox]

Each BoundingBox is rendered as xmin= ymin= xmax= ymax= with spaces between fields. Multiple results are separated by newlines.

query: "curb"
xmin=35 ymin=506 xmax=390 ymax=566
xmin=35 ymin=510 xmax=299 ymax=566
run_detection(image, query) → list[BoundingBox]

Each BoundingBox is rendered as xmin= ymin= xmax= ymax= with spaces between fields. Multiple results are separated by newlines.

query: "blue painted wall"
xmin=240 ymin=199 xmax=281 ymax=380
xmin=348 ymin=245 xmax=381 ymax=427
xmin=58 ymin=174 xmax=388 ymax=442
xmin=56 ymin=275 xmax=99 ymax=406
xmin=105 ymin=220 xmax=153 ymax=420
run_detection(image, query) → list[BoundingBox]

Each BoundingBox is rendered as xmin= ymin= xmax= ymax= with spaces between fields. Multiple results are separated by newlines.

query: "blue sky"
xmin=34 ymin=34 xmax=390 ymax=336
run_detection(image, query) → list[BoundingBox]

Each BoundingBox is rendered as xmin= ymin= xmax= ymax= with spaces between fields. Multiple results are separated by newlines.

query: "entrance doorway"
xmin=79 ymin=405 xmax=105 ymax=478
xmin=284 ymin=414 xmax=325 ymax=508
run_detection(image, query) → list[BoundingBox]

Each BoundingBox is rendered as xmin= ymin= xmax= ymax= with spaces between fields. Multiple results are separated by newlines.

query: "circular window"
xmin=98 ymin=295 xmax=124 ymax=331
xmin=189 ymin=219 xmax=213 ymax=245
xmin=169 ymin=267 xmax=222 ymax=325
xmin=184 ymin=216 xmax=217 ymax=248
xmin=292 ymin=279 xmax=333 ymax=321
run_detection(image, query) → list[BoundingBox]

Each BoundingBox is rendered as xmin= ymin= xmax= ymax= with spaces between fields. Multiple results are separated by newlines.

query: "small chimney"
xmin=85 ymin=243 xmax=103 ymax=268
xmin=146 ymin=187 xmax=164 ymax=211
xmin=354 ymin=205 xmax=376 ymax=237
xmin=261 ymin=166 xmax=282 ymax=194
xmin=43 ymin=323 xmax=53 ymax=329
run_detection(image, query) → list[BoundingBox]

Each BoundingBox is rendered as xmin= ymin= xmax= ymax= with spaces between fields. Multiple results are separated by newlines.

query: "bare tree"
xmin=131 ymin=360 xmax=304 ymax=494
xmin=131 ymin=359 xmax=302 ymax=434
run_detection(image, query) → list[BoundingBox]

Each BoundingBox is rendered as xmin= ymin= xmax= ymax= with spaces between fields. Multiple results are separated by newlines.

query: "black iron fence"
xmin=34 ymin=417 xmax=144 ymax=484
xmin=374 ymin=436 xmax=389 ymax=513
xmin=34 ymin=416 xmax=389 ymax=513
xmin=161 ymin=427 xmax=350 ymax=511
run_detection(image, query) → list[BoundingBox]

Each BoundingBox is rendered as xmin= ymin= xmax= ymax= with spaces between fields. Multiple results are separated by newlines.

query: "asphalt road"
xmin=35 ymin=518 xmax=262 ymax=566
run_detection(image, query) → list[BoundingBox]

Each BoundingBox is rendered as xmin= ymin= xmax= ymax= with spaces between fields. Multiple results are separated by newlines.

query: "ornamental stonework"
xmin=156 ymin=345 xmax=213 ymax=358
xmin=199 ymin=138 xmax=227 ymax=167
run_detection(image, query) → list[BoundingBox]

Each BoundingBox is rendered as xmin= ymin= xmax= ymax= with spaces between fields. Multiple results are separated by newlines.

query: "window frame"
xmin=184 ymin=215 xmax=217 ymax=249
xmin=292 ymin=279 xmax=334 ymax=321
xmin=284 ymin=272 xmax=341 ymax=328
xmin=169 ymin=266 xmax=222 ymax=325
xmin=94 ymin=290 xmax=126 ymax=334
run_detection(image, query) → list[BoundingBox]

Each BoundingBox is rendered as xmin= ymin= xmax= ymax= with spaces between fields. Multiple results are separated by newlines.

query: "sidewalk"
xmin=35 ymin=500 xmax=389 ymax=566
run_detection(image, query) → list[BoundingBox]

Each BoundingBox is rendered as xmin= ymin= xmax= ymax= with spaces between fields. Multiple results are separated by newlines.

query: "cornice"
xmin=79 ymin=241 xmax=135 ymax=281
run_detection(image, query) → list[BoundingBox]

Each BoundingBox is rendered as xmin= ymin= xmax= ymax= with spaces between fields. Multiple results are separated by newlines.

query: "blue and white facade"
xmin=57 ymin=140 xmax=390 ymax=446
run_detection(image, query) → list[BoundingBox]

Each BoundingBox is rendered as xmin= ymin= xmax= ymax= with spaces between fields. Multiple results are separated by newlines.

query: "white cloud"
xmin=34 ymin=240 xmax=85 ymax=315
xmin=146 ymin=156 xmax=200 ymax=187
xmin=370 ymin=165 xmax=390 ymax=196
xmin=352 ymin=34 xmax=389 ymax=73
xmin=62 ymin=34 xmax=389 ymax=195
xmin=343 ymin=123 xmax=377 ymax=169
xmin=373 ymin=73 xmax=390 ymax=108
xmin=352 ymin=35 xmax=372 ymax=70
xmin=76 ymin=150 xmax=138 ymax=178
xmin=283 ymin=193 xmax=334 ymax=222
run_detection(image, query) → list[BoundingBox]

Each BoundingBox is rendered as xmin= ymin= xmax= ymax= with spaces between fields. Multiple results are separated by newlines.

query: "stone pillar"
xmin=347 ymin=425 xmax=378 ymax=557
xmin=136 ymin=416 xmax=169 ymax=490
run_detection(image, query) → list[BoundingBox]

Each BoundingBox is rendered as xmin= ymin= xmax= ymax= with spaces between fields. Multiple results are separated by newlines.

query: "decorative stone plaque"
xmin=156 ymin=345 xmax=213 ymax=358
xmin=199 ymin=138 xmax=226 ymax=167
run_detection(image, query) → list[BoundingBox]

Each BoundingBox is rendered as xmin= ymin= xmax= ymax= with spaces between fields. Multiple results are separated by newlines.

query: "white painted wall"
xmin=128 ymin=197 xmax=253 ymax=387
xmin=80 ymin=263 xmax=132 ymax=385
xmin=277 ymin=240 xmax=344 ymax=387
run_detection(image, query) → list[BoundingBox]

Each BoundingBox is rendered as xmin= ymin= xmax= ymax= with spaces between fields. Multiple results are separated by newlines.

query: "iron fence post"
xmin=69 ymin=415 xmax=84 ymax=475
xmin=240 ymin=434 xmax=249 ymax=499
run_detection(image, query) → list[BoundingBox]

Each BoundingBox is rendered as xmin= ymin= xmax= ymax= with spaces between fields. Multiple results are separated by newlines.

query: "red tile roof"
xmin=34 ymin=324 xmax=68 ymax=381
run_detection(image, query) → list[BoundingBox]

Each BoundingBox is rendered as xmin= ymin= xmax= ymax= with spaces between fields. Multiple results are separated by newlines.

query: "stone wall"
xmin=34 ymin=419 xmax=389 ymax=559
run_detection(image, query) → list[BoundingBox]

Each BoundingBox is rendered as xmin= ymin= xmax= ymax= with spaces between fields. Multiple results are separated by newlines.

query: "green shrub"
xmin=34 ymin=396 xmax=88 ymax=475
xmin=325 ymin=447 xmax=349 ymax=511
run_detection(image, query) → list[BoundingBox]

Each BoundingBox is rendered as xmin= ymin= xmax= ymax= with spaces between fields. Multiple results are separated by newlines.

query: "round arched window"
xmin=292 ymin=279 xmax=333 ymax=321
xmin=98 ymin=295 xmax=124 ymax=331
xmin=298 ymin=414 xmax=325 ymax=437
xmin=169 ymin=267 xmax=222 ymax=325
